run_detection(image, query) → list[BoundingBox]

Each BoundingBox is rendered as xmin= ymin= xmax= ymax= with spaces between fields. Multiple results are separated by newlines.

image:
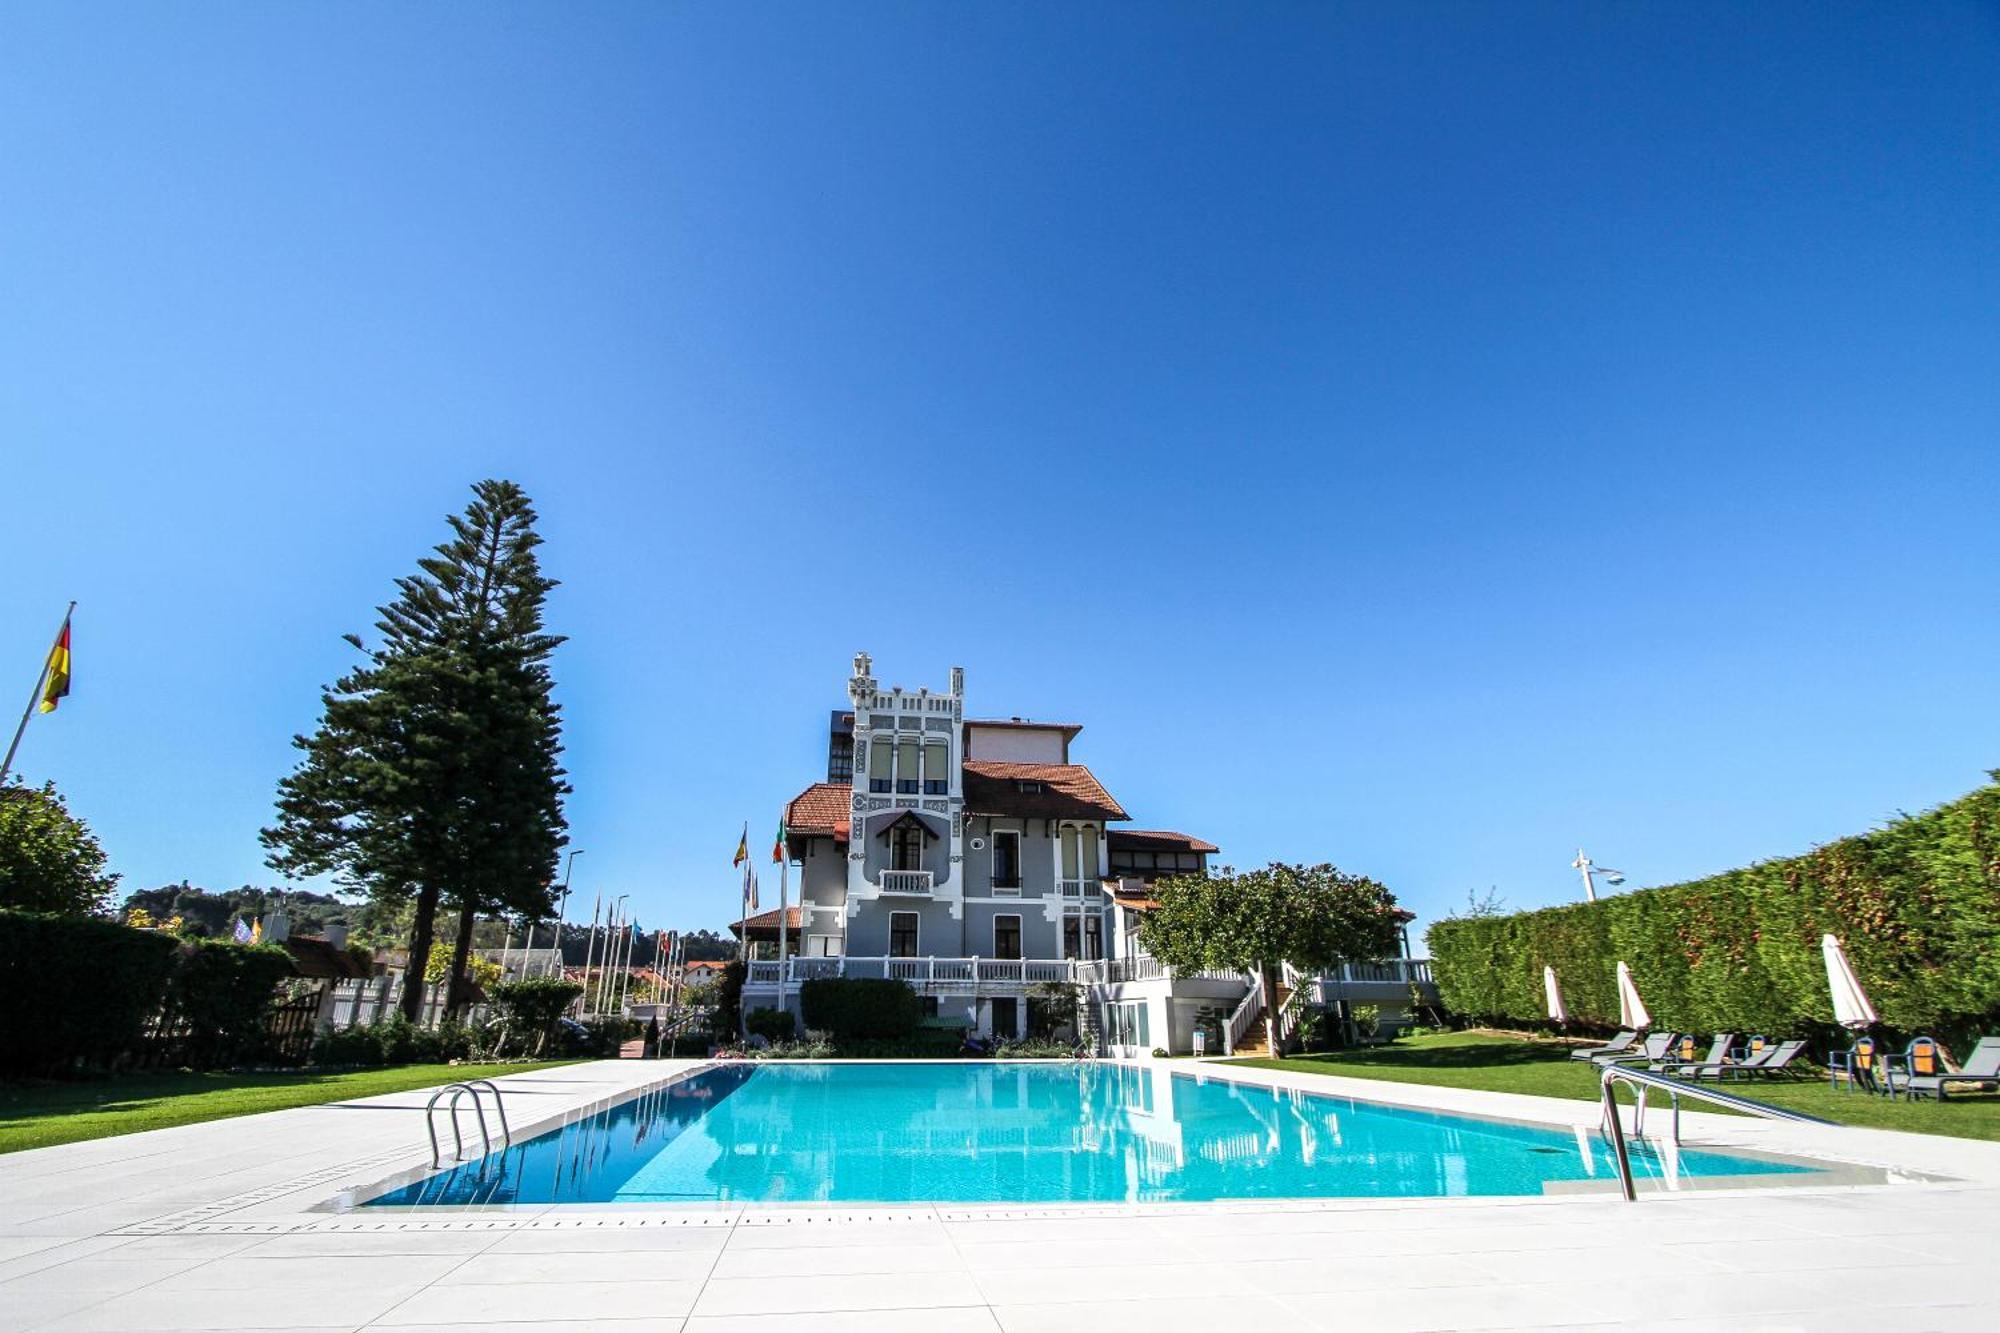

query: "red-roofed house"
xmin=743 ymin=653 xmax=1432 ymax=1055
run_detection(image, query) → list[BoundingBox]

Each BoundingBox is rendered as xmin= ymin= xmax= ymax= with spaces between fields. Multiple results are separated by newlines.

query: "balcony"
xmin=878 ymin=869 xmax=933 ymax=894
xmin=744 ymin=956 xmax=1079 ymax=989
xmin=1057 ymin=878 xmax=1094 ymax=898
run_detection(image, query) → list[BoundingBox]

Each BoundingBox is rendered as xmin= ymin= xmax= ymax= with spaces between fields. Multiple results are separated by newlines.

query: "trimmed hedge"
xmin=160 ymin=939 xmax=296 ymax=1067
xmin=1428 ymin=777 xmax=2000 ymax=1043
xmin=1 ymin=909 xmax=181 ymax=1076
xmin=798 ymin=977 xmax=922 ymax=1041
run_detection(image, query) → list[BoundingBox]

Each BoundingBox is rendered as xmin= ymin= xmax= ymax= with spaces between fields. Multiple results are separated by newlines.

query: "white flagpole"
xmin=0 ymin=601 xmax=74 ymax=789
xmin=777 ymin=835 xmax=791 ymax=1016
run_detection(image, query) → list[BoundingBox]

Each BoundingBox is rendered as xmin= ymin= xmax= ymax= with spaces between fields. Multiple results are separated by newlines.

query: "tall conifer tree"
xmin=263 ymin=480 xmax=569 ymax=1021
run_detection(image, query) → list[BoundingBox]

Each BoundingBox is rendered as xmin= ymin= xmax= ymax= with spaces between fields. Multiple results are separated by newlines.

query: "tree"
xmin=0 ymin=781 xmax=119 ymax=916
xmin=262 ymin=479 xmax=570 ymax=1021
xmin=1139 ymin=862 xmax=1404 ymax=1058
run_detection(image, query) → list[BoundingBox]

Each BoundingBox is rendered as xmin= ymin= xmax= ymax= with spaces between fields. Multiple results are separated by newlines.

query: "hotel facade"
xmin=739 ymin=654 xmax=1433 ymax=1054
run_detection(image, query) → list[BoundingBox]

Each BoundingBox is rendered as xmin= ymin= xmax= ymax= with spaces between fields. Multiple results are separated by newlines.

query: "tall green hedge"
xmin=1427 ymin=777 xmax=2000 ymax=1042
xmin=799 ymin=978 xmax=921 ymax=1040
xmin=0 ymin=909 xmax=180 ymax=1076
xmin=162 ymin=939 xmax=296 ymax=1067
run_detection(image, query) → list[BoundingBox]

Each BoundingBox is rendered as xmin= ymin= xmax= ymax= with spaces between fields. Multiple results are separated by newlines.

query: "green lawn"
xmin=0 ymin=1061 xmax=579 ymax=1154
xmin=1231 ymin=1031 xmax=2000 ymax=1142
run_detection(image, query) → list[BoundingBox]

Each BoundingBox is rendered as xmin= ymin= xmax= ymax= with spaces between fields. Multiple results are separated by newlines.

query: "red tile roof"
xmin=785 ymin=782 xmax=852 ymax=839
xmin=961 ymin=761 xmax=1127 ymax=821
xmin=729 ymin=905 xmax=803 ymax=937
xmin=1109 ymin=829 xmax=1219 ymax=854
xmin=280 ymin=934 xmax=376 ymax=979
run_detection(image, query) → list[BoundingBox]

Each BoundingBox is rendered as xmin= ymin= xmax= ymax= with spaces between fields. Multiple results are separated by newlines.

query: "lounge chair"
xmin=1828 ymin=1034 xmax=1889 ymax=1094
xmin=1569 ymin=1030 xmax=1638 ymax=1062
xmin=1739 ymin=1039 xmax=1808 ymax=1080
xmin=1655 ymin=1033 xmax=1736 ymax=1080
xmin=1896 ymin=1036 xmax=2000 ymax=1102
xmin=1597 ymin=1031 xmax=1676 ymax=1066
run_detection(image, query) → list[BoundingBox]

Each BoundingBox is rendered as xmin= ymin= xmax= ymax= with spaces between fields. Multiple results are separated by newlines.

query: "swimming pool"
xmin=364 ymin=1061 xmax=1817 ymax=1207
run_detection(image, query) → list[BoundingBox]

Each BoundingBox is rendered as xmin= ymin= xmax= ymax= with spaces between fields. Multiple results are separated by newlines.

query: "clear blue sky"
xmin=3 ymin=4 xmax=1995 ymax=944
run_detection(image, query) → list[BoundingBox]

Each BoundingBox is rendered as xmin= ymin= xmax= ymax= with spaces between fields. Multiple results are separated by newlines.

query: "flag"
xmin=232 ymin=918 xmax=253 ymax=944
xmin=743 ymin=861 xmax=760 ymax=913
xmin=38 ymin=617 xmax=71 ymax=714
xmin=732 ymin=824 xmax=748 ymax=867
xmin=771 ymin=816 xmax=787 ymax=864
xmin=250 ymin=918 xmax=264 ymax=945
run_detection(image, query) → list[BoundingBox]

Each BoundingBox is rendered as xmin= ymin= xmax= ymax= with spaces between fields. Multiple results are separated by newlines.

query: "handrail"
xmin=1597 ymin=1063 xmax=1834 ymax=1202
xmin=425 ymin=1079 xmax=513 ymax=1168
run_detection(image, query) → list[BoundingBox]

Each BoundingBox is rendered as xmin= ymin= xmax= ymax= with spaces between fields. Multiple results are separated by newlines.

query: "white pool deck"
xmin=4 ymin=1059 xmax=1998 ymax=1333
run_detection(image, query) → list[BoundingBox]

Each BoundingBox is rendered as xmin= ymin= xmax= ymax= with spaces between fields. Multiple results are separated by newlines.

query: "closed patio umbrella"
xmin=1543 ymin=966 xmax=1569 ymax=1026
xmin=1822 ymin=933 xmax=1879 ymax=1030
xmin=1615 ymin=961 xmax=1651 ymax=1031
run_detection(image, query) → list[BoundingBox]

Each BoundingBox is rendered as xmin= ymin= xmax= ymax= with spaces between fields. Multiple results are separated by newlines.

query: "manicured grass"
xmin=1231 ymin=1031 xmax=2000 ymax=1142
xmin=0 ymin=1061 xmax=579 ymax=1154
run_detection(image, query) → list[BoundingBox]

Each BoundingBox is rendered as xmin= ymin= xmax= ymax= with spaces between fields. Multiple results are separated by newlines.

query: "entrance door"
xmin=990 ymin=997 xmax=1018 ymax=1040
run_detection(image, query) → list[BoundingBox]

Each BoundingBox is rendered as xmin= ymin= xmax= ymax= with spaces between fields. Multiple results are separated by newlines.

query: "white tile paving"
xmin=3 ymin=1057 xmax=1999 ymax=1332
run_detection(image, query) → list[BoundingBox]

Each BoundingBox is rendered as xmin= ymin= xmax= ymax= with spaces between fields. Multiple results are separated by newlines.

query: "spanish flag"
xmin=731 ymin=824 xmax=748 ymax=867
xmin=38 ymin=617 xmax=71 ymax=714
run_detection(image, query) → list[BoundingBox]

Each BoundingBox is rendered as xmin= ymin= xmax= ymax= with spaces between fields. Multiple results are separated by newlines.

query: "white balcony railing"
xmin=742 ymin=954 xmax=1433 ymax=993
xmin=1057 ymin=878 xmax=1093 ymax=897
xmin=878 ymin=869 xmax=933 ymax=894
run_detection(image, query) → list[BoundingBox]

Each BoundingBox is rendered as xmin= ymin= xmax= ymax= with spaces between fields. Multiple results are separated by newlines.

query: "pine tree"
xmin=263 ymin=480 xmax=569 ymax=1021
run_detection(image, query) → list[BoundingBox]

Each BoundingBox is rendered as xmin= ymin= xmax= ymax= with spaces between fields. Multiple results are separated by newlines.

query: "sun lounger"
xmin=1739 ymin=1039 xmax=1807 ymax=1079
xmin=1655 ymin=1033 xmax=1736 ymax=1079
xmin=1569 ymin=1029 xmax=1638 ymax=1062
xmin=1597 ymin=1031 xmax=1676 ymax=1066
xmin=1896 ymin=1036 xmax=2000 ymax=1102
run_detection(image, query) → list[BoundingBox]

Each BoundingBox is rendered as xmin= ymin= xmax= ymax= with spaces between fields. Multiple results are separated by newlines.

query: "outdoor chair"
xmin=1569 ymin=1030 xmax=1638 ymax=1062
xmin=1732 ymin=1034 xmax=1769 ymax=1063
xmin=1597 ymin=1031 xmax=1676 ymax=1066
xmin=1740 ymin=1039 xmax=1808 ymax=1079
xmin=1827 ymin=1034 xmax=1889 ymax=1095
xmin=1655 ymin=1033 xmax=1736 ymax=1080
xmin=1895 ymin=1036 xmax=2000 ymax=1103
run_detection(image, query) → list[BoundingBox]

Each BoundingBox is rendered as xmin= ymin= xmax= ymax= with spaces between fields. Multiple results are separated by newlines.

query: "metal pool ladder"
xmin=424 ymin=1079 xmax=512 ymax=1168
xmin=1598 ymin=1063 xmax=1833 ymax=1203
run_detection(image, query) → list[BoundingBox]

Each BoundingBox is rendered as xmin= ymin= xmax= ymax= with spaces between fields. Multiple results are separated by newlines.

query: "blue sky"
xmin=3 ymin=4 xmax=1996 ymax=943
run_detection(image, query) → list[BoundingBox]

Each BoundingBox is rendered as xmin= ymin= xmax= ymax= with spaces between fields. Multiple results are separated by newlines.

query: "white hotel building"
xmin=738 ymin=655 xmax=1433 ymax=1055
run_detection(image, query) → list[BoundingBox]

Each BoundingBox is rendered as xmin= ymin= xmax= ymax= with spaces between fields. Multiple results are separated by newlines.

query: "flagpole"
xmin=0 ymin=601 xmax=74 ymax=789
xmin=777 ymin=837 xmax=791 ymax=1018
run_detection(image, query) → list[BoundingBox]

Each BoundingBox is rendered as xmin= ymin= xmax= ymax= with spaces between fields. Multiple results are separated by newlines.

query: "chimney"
xmin=325 ymin=922 xmax=350 ymax=950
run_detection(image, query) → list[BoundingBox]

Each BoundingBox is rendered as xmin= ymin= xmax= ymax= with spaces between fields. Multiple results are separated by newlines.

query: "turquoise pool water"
xmin=366 ymin=1062 xmax=1814 ymax=1206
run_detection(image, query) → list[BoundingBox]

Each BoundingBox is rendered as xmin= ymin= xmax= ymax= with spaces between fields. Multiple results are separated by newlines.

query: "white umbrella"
xmin=1615 ymin=961 xmax=1651 ymax=1030
xmin=1822 ymin=933 xmax=1879 ymax=1030
xmin=1543 ymin=966 xmax=1570 ymax=1026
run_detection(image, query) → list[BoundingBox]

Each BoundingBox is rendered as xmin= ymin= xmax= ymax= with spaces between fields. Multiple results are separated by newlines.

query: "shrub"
xmin=714 ymin=959 xmax=747 ymax=1037
xmin=165 ymin=940 xmax=295 ymax=1066
xmin=488 ymin=977 xmax=583 ymax=1055
xmin=993 ymin=1038 xmax=1079 ymax=1059
xmin=745 ymin=1007 xmax=796 ymax=1042
xmin=1428 ymin=776 xmax=2000 ymax=1045
xmin=0 ymin=908 xmax=179 ymax=1076
xmin=798 ymin=977 xmax=922 ymax=1040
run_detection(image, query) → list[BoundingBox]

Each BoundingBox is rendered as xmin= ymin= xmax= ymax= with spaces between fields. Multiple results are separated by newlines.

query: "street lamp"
xmin=1572 ymin=849 xmax=1627 ymax=903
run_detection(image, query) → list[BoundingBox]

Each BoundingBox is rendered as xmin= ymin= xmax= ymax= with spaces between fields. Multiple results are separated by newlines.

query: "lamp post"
xmin=1571 ymin=849 xmax=1627 ymax=903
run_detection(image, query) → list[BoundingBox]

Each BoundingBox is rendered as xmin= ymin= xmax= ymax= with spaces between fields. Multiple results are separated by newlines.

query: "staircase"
xmin=1234 ymin=981 xmax=1295 ymax=1057
xmin=1232 ymin=1013 xmax=1271 ymax=1057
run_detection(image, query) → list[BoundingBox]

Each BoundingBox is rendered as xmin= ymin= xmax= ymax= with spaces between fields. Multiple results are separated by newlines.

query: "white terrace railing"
xmin=743 ymin=954 xmax=1432 ymax=993
xmin=745 ymin=956 xmax=1078 ymax=986
xmin=877 ymin=869 xmax=934 ymax=894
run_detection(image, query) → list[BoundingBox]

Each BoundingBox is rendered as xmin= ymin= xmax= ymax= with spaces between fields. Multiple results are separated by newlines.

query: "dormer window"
xmin=1015 ymin=780 xmax=1043 ymax=794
